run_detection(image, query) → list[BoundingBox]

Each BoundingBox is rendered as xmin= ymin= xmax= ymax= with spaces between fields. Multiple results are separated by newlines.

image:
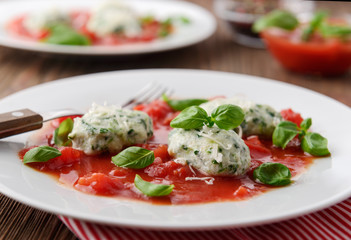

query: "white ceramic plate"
xmin=0 ymin=0 xmax=216 ymax=55
xmin=1 ymin=69 xmax=351 ymax=230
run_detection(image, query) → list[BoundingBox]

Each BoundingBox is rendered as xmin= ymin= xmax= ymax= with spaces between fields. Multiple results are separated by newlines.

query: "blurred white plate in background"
xmin=0 ymin=0 xmax=216 ymax=55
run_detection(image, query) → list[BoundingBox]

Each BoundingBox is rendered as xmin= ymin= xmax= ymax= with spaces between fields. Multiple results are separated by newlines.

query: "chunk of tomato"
xmin=140 ymin=21 xmax=160 ymax=41
xmin=245 ymin=136 xmax=271 ymax=160
xmin=137 ymin=144 xmax=170 ymax=161
xmin=152 ymin=145 xmax=169 ymax=160
xmin=6 ymin=15 xmax=49 ymax=40
xmin=134 ymin=100 xmax=174 ymax=122
xmin=280 ymin=108 xmax=303 ymax=126
xmin=233 ymin=186 xmax=249 ymax=199
xmin=76 ymin=173 xmax=125 ymax=195
xmin=145 ymin=160 xmax=191 ymax=178
xmin=46 ymin=147 xmax=82 ymax=170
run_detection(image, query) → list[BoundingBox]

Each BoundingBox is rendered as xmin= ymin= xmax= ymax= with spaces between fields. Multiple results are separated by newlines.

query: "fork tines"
xmin=122 ymin=82 xmax=172 ymax=109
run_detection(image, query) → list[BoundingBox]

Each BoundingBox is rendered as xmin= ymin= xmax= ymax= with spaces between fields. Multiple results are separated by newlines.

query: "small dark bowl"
xmin=214 ymin=0 xmax=276 ymax=48
xmin=214 ymin=0 xmax=314 ymax=49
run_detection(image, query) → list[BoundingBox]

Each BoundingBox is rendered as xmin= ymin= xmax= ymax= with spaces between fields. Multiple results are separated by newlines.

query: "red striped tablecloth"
xmin=58 ymin=197 xmax=351 ymax=240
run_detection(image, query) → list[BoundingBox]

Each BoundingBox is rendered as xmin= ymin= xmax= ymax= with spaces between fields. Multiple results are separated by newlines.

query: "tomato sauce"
xmin=6 ymin=11 xmax=170 ymax=45
xmin=261 ymin=28 xmax=351 ymax=76
xmin=19 ymin=100 xmax=315 ymax=205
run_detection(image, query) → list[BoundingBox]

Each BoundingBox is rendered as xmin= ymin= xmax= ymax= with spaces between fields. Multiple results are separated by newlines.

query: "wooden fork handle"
xmin=0 ymin=109 xmax=43 ymax=139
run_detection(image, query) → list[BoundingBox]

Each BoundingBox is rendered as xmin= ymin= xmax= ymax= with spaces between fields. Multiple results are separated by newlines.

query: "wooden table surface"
xmin=0 ymin=1 xmax=350 ymax=239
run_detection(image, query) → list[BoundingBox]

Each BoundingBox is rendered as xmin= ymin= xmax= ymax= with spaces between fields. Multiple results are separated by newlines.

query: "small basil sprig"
xmin=253 ymin=162 xmax=291 ymax=186
xmin=253 ymin=10 xmax=299 ymax=33
xmin=179 ymin=16 xmax=191 ymax=24
xmin=44 ymin=24 xmax=91 ymax=46
xmin=273 ymin=118 xmax=330 ymax=156
xmin=112 ymin=147 xmax=154 ymax=169
xmin=159 ymin=16 xmax=191 ymax=25
xmin=162 ymin=94 xmax=208 ymax=111
xmin=301 ymin=11 xmax=351 ymax=40
xmin=211 ymin=104 xmax=245 ymax=130
xmin=300 ymin=118 xmax=312 ymax=132
xmin=170 ymin=106 xmax=209 ymax=129
xmin=170 ymin=104 xmax=244 ymax=130
xmin=141 ymin=16 xmax=155 ymax=24
xmin=134 ymin=174 xmax=174 ymax=197
xmin=158 ymin=16 xmax=190 ymax=37
xmin=54 ymin=118 xmax=74 ymax=147
xmin=272 ymin=121 xmax=300 ymax=149
xmin=302 ymin=11 xmax=327 ymax=41
xmin=159 ymin=18 xmax=172 ymax=37
xmin=320 ymin=23 xmax=351 ymax=39
xmin=23 ymin=146 xmax=61 ymax=164
xmin=301 ymin=132 xmax=330 ymax=156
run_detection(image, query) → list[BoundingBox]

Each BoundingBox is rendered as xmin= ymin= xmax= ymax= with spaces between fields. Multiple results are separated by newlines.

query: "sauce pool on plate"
xmin=18 ymin=100 xmax=315 ymax=205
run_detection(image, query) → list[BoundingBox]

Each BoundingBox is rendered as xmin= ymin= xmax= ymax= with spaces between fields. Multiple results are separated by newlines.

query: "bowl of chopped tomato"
xmin=254 ymin=10 xmax=351 ymax=76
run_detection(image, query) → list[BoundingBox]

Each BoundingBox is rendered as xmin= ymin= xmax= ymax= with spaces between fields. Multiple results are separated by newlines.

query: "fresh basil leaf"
xmin=320 ymin=23 xmax=351 ymax=38
xmin=302 ymin=11 xmax=327 ymax=41
xmin=272 ymin=121 xmax=300 ymax=149
xmin=54 ymin=118 xmax=74 ymax=146
xmin=163 ymin=94 xmax=208 ymax=111
xmin=170 ymin=106 xmax=208 ymax=129
xmin=159 ymin=18 xmax=172 ymax=37
xmin=301 ymin=132 xmax=330 ymax=156
xmin=23 ymin=146 xmax=61 ymax=164
xmin=300 ymin=118 xmax=312 ymax=132
xmin=112 ymin=147 xmax=154 ymax=169
xmin=253 ymin=162 xmax=291 ymax=186
xmin=180 ymin=16 xmax=191 ymax=24
xmin=159 ymin=30 xmax=170 ymax=37
xmin=162 ymin=17 xmax=172 ymax=26
xmin=45 ymin=24 xmax=91 ymax=46
xmin=140 ymin=15 xmax=155 ymax=24
xmin=134 ymin=174 xmax=174 ymax=197
xmin=253 ymin=10 xmax=299 ymax=33
xmin=211 ymin=104 xmax=244 ymax=130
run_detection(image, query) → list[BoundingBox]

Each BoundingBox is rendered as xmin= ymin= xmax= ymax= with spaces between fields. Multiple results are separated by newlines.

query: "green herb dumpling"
xmin=168 ymin=125 xmax=251 ymax=176
xmin=23 ymin=8 xmax=70 ymax=35
xmin=87 ymin=1 xmax=141 ymax=38
xmin=200 ymin=97 xmax=281 ymax=138
xmin=69 ymin=103 xmax=153 ymax=155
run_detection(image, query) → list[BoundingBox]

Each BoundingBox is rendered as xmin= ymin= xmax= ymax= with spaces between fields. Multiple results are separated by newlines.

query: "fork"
xmin=0 ymin=82 xmax=171 ymax=139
